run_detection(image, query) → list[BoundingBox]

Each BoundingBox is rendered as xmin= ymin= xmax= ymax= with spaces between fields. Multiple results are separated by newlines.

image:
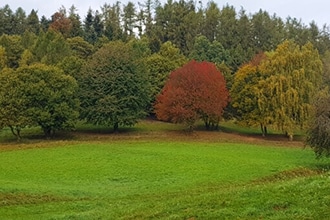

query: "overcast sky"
xmin=2 ymin=0 xmax=330 ymax=26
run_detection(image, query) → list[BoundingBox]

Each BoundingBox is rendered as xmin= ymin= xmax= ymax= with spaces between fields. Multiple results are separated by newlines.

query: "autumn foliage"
xmin=155 ymin=60 xmax=229 ymax=129
xmin=49 ymin=12 xmax=72 ymax=38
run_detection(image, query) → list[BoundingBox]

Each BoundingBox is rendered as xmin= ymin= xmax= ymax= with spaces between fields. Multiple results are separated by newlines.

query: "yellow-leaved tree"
xmin=230 ymin=52 xmax=271 ymax=136
xmin=231 ymin=41 xmax=322 ymax=140
xmin=258 ymin=40 xmax=323 ymax=140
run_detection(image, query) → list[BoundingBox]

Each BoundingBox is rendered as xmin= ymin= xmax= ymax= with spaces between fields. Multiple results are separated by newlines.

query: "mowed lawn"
xmin=0 ymin=122 xmax=329 ymax=219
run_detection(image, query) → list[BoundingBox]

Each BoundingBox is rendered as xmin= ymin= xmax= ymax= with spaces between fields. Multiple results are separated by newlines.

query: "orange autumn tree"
xmin=155 ymin=60 xmax=229 ymax=130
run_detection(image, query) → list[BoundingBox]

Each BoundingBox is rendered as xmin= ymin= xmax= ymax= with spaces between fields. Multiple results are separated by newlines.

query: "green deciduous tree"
xmin=189 ymin=35 xmax=229 ymax=64
xmin=0 ymin=64 xmax=79 ymax=139
xmin=145 ymin=41 xmax=187 ymax=112
xmin=56 ymin=55 xmax=84 ymax=79
xmin=78 ymin=41 xmax=150 ymax=132
xmin=32 ymin=30 xmax=71 ymax=65
xmin=128 ymin=37 xmax=151 ymax=60
xmin=0 ymin=68 xmax=30 ymax=139
xmin=66 ymin=36 xmax=94 ymax=59
xmin=20 ymin=64 xmax=79 ymax=137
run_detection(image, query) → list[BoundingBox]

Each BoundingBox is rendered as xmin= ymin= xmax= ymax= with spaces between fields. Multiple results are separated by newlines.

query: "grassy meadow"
xmin=0 ymin=120 xmax=329 ymax=219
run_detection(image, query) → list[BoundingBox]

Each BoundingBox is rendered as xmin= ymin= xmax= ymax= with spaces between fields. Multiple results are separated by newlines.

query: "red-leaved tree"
xmin=155 ymin=60 xmax=229 ymax=130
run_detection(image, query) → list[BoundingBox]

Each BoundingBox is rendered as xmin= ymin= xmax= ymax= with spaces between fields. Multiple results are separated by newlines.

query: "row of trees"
xmin=155 ymin=40 xmax=329 ymax=157
xmin=1 ymin=38 xmax=328 ymax=156
xmin=0 ymin=35 xmax=325 ymax=136
xmin=1 ymin=1 xmax=330 ymax=70
xmin=0 ymin=31 xmax=189 ymax=137
xmin=0 ymin=1 xmax=329 ymax=157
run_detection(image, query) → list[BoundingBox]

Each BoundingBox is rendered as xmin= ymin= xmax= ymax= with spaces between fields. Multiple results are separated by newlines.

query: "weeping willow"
xmin=257 ymin=40 xmax=322 ymax=140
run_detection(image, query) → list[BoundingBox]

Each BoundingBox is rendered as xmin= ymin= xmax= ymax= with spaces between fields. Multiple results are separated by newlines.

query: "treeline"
xmin=0 ymin=1 xmax=330 ymax=148
xmin=1 ymin=0 xmax=330 ymax=70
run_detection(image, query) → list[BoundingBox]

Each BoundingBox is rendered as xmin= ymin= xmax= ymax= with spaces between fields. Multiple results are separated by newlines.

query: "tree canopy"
xmin=230 ymin=53 xmax=268 ymax=134
xmin=0 ymin=64 xmax=79 ymax=139
xmin=231 ymin=41 xmax=323 ymax=139
xmin=78 ymin=41 xmax=150 ymax=132
xmin=155 ymin=60 xmax=229 ymax=130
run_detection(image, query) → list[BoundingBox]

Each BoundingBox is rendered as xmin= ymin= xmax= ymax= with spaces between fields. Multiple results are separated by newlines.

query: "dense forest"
xmin=1 ymin=1 xmax=330 ymax=156
xmin=1 ymin=0 xmax=330 ymax=67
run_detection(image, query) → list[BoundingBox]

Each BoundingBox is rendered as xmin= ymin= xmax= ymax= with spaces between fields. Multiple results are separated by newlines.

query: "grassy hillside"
xmin=0 ymin=120 xmax=329 ymax=219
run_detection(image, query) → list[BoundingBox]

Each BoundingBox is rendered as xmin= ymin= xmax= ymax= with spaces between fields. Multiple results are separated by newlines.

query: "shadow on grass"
xmin=216 ymin=122 xmax=305 ymax=142
xmin=73 ymin=124 xmax=147 ymax=135
xmin=0 ymin=127 xmax=78 ymax=144
xmin=73 ymin=118 xmax=188 ymax=135
xmin=0 ymin=119 xmax=305 ymax=143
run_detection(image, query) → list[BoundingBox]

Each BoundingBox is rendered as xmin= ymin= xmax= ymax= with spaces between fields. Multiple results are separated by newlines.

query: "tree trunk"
xmin=285 ymin=131 xmax=294 ymax=141
xmin=204 ymin=121 xmax=210 ymax=130
xmin=187 ymin=120 xmax=195 ymax=132
xmin=113 ymin=122 xmax=119 ymax=133
xmin=260 ymin=123 xmax=265 ymax=137
xmin=203 ymin=117 xmax=210 ymax=130
xmin=215 ymin=122 xmax=219 ymax=130
xmin=43 ymin=127 xmax=52 ymax=139
xmin=9 ymin=125 xmax=21 ymax=141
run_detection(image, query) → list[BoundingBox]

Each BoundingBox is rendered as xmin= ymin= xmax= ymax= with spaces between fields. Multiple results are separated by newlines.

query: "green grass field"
xmin=0 ymin=120 xmax=329 ymax=219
